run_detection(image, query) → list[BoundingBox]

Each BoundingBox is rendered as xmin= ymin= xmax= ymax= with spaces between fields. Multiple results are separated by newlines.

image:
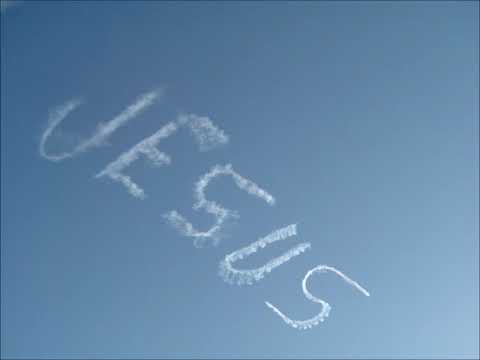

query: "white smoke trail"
xmin=39 ymin=89 xmax=161 ymax=162
xmin=95 ymin=121 xmax=178 ymax=199
xmin=265 ymin=265 xmax=370 ymax=330
xmin=96 ymin=115 xmax=229 ymax=199
xmin=219 ymin=224 xmax=311 ymax=285
xmin=39 ymin=98 xmax=84 ymax=162
xmin=164 ymin=164 xmax=275 ymax=247
xmin=185 ymin=114 xmax=229 ymax=151
xmin=77 ymin=90 xmax=160 ymax=151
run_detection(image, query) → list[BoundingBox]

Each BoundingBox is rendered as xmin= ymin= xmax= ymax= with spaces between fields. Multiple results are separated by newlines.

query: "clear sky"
xmin=1 ymin=1 xmax=478 ymax=359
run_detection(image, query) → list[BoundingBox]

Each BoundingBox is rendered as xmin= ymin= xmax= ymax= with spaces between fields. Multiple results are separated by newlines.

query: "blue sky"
xmin=1 ymin=1 xmax=479 ymax=358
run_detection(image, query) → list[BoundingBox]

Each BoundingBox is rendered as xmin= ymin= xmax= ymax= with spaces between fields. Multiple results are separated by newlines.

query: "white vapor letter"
xmin=219 ymin=224 xmax=311 ymax=285
xmin=265 ymin=265 xmax=370 ymax=330
xmin=164 ymin=164 xmax=275 ymax=247
xmin=95 ymin=121 xmax=178 ymax=199
xmin=39 ymin=98 xmax=84 ymax=161
xmin=185 ymin=114 xmax=229 ymax=151
xmin=39 ymin=89 xmax=161 ymax=162
xmin=96 ymin=115 xmax=229 ymax=199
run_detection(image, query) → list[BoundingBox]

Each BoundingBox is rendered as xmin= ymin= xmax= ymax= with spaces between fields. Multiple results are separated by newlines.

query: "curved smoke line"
xmin=39 ymin=89 xmax=162 ymax=162
xmin=265 ymin=265 xmax=370 ymax=330
xmin=219 ymin=224 xmax=311 ymax=285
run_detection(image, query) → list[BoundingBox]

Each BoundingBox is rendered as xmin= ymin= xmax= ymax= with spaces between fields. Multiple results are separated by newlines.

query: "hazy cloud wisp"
xmin=0 ymin=0 xmax=22 ymax=13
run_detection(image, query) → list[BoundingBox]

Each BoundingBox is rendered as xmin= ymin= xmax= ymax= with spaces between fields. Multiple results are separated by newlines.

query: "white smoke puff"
xmin=185 ymin=114 xmax=229 ymax=151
